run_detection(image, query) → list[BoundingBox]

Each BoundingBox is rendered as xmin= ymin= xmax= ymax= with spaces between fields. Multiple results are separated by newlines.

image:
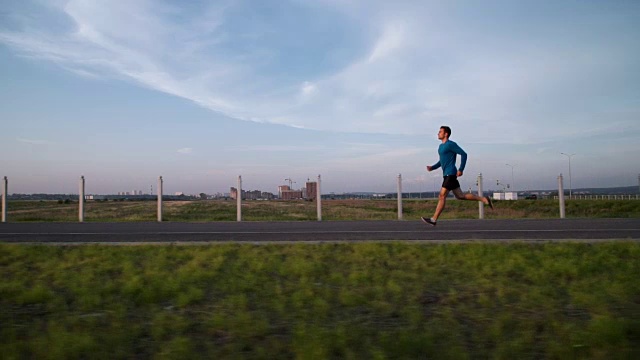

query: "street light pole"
xmin=560 ymin=153 xmax=575 ymax=198
xmin=505 ymin=163 xmax=515 ymax=192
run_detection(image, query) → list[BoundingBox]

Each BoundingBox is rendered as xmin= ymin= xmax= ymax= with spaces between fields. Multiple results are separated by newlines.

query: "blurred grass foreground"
xmin=2 ymin=242 xmax=639 ymax=358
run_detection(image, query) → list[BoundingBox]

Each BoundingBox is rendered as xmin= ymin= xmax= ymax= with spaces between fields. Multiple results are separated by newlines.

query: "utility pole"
xmin=237 ymin=176 xmax=242 ymax=222
xmin=317 ymin=175 xmax=322 ymax=221
xmin=477 ymin=173 xmax=484 ymax=220
xmin=157 ymin=176 xmax=163 ymax=222
xmin=505 ymin=163 xmax=516 ymax=192
xmin=561 ymin=153 xmax=575 ymax=198
xmin=79 ymin=176 xmax=85 ymax=222
xmin=2 ymin=176 xmax=7 ymax=223
xmin=558 ymin=174 xmax=565 ymax=218
xmin=397 ymin=174 xmax=403 ymax=220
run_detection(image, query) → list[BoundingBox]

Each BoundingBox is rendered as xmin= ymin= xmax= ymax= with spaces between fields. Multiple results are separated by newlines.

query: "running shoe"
xmin=485 ymin=196 xmax=494 ymax=210
xmin=421 ymin=217 xmax=437 ymax=226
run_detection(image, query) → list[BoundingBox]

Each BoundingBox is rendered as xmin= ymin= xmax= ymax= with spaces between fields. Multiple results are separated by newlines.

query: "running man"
xmin=422 ymin=126 xmax=493 ymax=226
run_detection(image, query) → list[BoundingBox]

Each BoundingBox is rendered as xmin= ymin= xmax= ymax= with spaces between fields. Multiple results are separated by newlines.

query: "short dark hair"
xmin=440 ymin=126 xmax=451 ymax=137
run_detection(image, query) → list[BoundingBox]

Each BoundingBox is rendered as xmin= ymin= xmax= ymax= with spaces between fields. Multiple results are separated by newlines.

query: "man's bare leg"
xmin=452 ymin=188 xmax=489 ymax=203
xmin=421 ymin=188 xmax=450 ymax=226
xmin=432 ymin=188 xmax=450 ymax=222
xmin=423 ymin=188 xmax=494 ymax=226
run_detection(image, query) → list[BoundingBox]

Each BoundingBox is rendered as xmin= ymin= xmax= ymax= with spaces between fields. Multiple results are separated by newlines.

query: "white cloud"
xmin=177 ymin=148 xmax=193 ymax=154
xmin=1 ymin=0 xmax=638 ymax=145
xmin=367 ymin=22 xmax=405 ymax=63
xmin=300 ymin=81 xmax=317 ymax=97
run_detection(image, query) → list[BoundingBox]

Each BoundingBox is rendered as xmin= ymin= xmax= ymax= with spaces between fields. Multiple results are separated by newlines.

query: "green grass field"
xmin=2 ymin=243 xmax=639 ymax=359
xmin=3 ymin=199 xmax=639 ymax=357
xmin=5 ymin=198 xmax=640 ymax=222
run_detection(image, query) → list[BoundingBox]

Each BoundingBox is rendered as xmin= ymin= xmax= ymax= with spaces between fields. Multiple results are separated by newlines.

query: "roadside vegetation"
xmin=2 ymin=242 xmax=639 ymax=358
xmin=4 ymin=199 xmax=638 ymax=357
xmin=5 ymin=198 xmax=640 ymax=222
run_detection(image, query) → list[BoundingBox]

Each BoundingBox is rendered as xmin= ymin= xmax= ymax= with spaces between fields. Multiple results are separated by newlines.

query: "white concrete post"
xmin=397 ymin=174 xmax=403 ymax=220
xmin=79 ymin=176 xmax=85 ymax=222
xmin=478 ymin=173 xmax=485 ymax=220
xmin=317 ymin=174 xmax=322 ymax=221
xmin=2 ymin=176 xmax=7 ymax=223
xmin=157 ymin=176 xmax=163 ymax=222
xmin=237 ymin=175 xmax=242 ymax=222
xmin=558 ymin=174 xmax=565 ymax=219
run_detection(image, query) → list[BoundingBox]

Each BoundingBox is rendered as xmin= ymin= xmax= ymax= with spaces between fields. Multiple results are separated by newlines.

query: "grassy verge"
xmin=2 ymin=243 xmax=639 ymax=358
xmin=5 ymin=199 xmax=640 ymax=222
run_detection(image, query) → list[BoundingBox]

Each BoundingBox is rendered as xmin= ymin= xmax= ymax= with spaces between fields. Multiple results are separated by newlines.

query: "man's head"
xmin=438 ymin=126 xmax=451 ymax=140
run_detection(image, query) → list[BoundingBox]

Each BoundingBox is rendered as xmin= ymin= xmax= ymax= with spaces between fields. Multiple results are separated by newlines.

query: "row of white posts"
xmin=0 ymin=173 xmax=588 ymax=223
xmin=0 ymin=175 xmax=322 ymax=223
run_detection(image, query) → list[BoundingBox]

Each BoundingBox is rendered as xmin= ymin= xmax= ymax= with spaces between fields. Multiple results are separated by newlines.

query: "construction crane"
xmin=284 ymin=178 xmax=295 ymax=188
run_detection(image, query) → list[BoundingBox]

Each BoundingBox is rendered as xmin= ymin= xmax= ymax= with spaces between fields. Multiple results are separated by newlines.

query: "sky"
xmin=1 ymin=0 xmax=639 ymax=195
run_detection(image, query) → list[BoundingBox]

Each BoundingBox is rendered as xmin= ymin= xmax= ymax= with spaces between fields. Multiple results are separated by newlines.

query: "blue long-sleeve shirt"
xmin=430 ymin=140 xmax=467 ymax=176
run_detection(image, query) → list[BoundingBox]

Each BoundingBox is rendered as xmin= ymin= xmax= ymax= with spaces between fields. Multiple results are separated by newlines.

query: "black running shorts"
xmin=442 ymin=175 xmax=461 ymax=191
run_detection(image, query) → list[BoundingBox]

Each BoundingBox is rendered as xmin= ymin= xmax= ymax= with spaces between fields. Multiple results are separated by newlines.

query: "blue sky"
xmin=1 ymin=0 xmax=639 ymax=195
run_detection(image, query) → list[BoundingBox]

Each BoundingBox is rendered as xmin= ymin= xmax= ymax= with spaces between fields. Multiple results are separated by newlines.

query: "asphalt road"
xmin=0 ymin=218 xmax=639 ymax=244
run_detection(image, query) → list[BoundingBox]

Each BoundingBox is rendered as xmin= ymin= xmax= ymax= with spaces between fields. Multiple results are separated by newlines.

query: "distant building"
xmin=231 ymin=187 xmax=275 ymax=200
xmin=305 ymin=181 xmax=317 ymax=200
xmin=276 ymin=183 xmax=304 ymax=200
xmin=245 ymin=190 xmax=262 ymax=200
xmin=494 ymin=192 xmax=518 ymax=200
xmin=278 ymin=185 xmax=290 ymax=198
xmin=281 ymin=190 xmax=303 ymax=200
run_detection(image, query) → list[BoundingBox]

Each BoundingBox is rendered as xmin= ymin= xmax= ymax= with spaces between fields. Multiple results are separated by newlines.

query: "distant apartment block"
xmin=280 ymin=189 xmax=303 ymax=200
xmin=118 ymin=190 xmax=144 ymax=196
xmin=231 ymin=187 xmax=275 ymax=200
xmin=276 ymin=184 xmax=300 ymax=200
xmin=278 ymin=185 xmax=290 ymax=198
xmin=305 ymin=181 xmax=317 ymax=200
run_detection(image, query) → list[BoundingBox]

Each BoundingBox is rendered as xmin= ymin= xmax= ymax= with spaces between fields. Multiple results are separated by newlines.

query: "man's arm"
xmin=427 ymin=161 xmax=441 ymax=172
xmin=449 ymin=142 xmax=467 ymax=173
